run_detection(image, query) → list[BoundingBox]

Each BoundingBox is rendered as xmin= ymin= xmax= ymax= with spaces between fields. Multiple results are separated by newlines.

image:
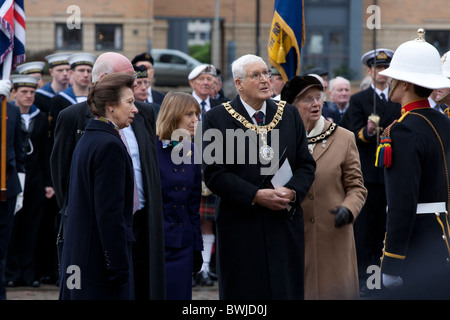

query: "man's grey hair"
xmin=231 ymin=54 xmax=268 ymax=80
xmin=91 ymin=59 xmax=114 ymax=83
xmin=329 ymin=76 xmax=350 ymax=92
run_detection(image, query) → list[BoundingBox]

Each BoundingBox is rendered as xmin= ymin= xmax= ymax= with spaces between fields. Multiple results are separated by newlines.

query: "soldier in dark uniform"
xmin=340 ymin=48 xmax=402 ymax=296
xmin=6 ymin=75 xmax=52 ymax=288
xmin=34 ymin=53 xmax=71 ymax=115
xmin=0 ymin=80 xmax=24 ymax=299
xmin=377 ymin=29 xmax=450 ymax=299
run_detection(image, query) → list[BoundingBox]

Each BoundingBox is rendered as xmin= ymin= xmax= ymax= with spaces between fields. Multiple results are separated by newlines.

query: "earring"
xmin=110 ymin=109 xmax=114 ymax=113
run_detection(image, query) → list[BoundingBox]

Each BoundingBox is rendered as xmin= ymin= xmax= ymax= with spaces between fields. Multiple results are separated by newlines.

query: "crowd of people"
xmin=0 ymin=27 xmax=449 ymax=300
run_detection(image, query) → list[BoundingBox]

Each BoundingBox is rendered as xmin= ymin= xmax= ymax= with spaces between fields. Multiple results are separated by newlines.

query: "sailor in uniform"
xmin=34 ymin=53 xmax=72 ymax=115
xmin=48 ymin=52 xmax=96 ymax=141
xmin=377 ymin=29 xmax=450 ymax=299
xmin=16 ymin=61 xmax=46 ymax=89
xmin=340 ymin=48 xmax=402 ymax=296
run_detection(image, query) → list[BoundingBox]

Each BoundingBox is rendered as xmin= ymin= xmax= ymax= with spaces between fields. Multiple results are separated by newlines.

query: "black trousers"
xmin=354 ymin=183 xmax=387 ymax=284
xmin=132 ymin=207 xmax=150 ymax=300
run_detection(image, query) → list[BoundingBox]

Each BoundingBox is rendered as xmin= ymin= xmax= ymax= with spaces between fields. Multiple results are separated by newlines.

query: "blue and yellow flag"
xmin=268 ymin=0 xmax=305 ymax=81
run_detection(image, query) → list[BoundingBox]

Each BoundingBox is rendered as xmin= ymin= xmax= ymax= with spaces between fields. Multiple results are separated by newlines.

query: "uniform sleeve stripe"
xmin=384 ymin=251 xmax=406 ymax=260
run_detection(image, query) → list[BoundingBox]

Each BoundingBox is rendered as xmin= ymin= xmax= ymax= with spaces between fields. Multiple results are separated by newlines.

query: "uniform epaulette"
xmin=375 ymin=111 xmax=410 ymax=168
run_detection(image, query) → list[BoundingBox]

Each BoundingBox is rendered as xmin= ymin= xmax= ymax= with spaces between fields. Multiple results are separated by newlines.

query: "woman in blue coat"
xmin=59 ymin=73 xmax=138 ymax=300
xmin=156 ymin=92 xmax=203 ymax=300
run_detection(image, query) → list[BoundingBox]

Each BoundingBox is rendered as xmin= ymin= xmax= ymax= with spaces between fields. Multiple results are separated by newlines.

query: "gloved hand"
xmin=0 ymin=80 xmax=11 ymax=98
xmin=329 ymin=206 xmax=353 ymax=228
xmin=14 ymin=173 xmax=25 ymax=214
xmin=193 ymin=250 xmax=203 ymax=273
xmin=382 ymin=273 xmax=403 ymax=289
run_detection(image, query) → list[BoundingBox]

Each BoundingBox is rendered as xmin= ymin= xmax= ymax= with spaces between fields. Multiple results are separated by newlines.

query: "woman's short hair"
xmin=87 ymin=73 xmax=135 ymax=117
xmin=156 ymin=92 xmax=200 ymax=140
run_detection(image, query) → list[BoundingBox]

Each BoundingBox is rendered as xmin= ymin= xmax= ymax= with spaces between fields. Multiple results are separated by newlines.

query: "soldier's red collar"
xmin=401 ymin=98 xmax=430 ymax=114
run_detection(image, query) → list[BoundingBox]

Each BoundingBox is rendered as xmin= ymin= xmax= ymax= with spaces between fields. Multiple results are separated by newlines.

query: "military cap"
xmin=133 ymin=64 xmax=148 ymax=79
xmin=45 ymin=52 xmax=72 ymax=68
xmin=67 ymin=52 xmax=97 ymax=69
xmin=16 ymin=61 xmax=45 ymax=75
xmin=131 ymin=52 xmax=154 ymax=66
xmin=10 ymin=74 xmax=39 ymax=89
xmin=281 ymin=75 xmax=324 ymax=104
xmin=304 ymin=67 xmax=328 ymax=76
xmin=361 ymin=48 xmax=394 ymax=67
xmin=188 ymin=64 xmax=217 ymax=80
xmin=271 ymin=66 xmax=281 ymax=76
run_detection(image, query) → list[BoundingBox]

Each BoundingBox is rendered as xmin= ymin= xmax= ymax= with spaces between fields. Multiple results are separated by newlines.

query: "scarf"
xmin=306 ymin=116 xmax=325 ymax=154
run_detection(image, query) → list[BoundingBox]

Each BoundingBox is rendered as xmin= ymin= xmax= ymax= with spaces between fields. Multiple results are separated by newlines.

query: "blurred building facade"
xmin=24 ymin=0 xmax=450 ymax=81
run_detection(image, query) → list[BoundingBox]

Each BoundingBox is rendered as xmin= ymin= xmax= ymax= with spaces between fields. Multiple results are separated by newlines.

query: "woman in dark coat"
xmin=59 ymin=73 xmax=138 ymax=300
xmin=155 ymin=92 xmax=203 ymax=300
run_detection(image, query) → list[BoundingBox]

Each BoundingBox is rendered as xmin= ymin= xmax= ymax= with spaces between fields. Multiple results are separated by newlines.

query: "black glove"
xmin=193 ymin=250 xmax=203 ymax=273
xmin=329 ymin=206 xmax=353 ymax=228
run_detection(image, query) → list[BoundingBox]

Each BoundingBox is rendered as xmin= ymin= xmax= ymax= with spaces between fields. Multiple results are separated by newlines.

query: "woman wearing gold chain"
xmin=281 ymin=75 xmax=367 ymax=299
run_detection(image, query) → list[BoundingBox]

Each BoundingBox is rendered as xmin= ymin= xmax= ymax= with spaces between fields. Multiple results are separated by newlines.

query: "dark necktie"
xmin=380 ymin=93 xmax=386 ymax=102
xmin=253 ymin=111 xmax=265 ymax=126
xmin=201 ymin=101 xmax=206 ymax=115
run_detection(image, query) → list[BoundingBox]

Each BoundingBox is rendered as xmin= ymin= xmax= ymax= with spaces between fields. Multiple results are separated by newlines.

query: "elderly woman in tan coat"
xmin=281 ymin=76 xmax=367 ymax=300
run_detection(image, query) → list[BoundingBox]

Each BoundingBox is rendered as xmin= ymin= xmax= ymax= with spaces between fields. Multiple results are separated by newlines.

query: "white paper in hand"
xmin=271 ymin=158 xmax=293 ymax=189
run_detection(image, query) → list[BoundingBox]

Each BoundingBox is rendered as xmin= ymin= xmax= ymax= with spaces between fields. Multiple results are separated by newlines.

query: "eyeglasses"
xmin=246 ymin=69 xmax=272 ymax=81
xmin=136 ymin=79 xmax=150 ymax=87
xmin=301 ymin=95 xmax=322 ymax=104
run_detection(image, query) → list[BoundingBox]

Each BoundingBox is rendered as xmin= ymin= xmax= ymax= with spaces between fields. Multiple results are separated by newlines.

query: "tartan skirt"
xmin=200 ymin=194 xmax=217 ymax=221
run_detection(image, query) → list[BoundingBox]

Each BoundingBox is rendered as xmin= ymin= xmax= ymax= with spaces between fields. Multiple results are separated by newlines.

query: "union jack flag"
xmin=0 ymin=0 xmax=25 ymax=78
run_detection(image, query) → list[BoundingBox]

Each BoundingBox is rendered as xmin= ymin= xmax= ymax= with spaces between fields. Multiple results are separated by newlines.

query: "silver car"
xmin=151 ymin=48 xmax=202 ymax=87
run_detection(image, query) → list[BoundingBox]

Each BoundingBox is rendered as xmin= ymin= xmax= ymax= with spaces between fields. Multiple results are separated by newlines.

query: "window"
xmin=95 ymin=24 xmax=122 ymax=51
xmin=426 ymin=30 xmax=450 ymax=56
xmin=55 ymin=23 xmax=82 ymax=50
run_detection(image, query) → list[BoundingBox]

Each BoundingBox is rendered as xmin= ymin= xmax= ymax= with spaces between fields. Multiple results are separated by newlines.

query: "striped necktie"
xmin=253 ymin=111 xmax=265 ymax=126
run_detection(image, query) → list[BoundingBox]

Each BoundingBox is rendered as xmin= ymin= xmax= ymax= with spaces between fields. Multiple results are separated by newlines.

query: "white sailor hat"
xmin=361 ymin=48 xmax=394 ymax=67
xmin=67 ymin=52 xmax=97 ymax=69
xmin=45 ymin=52 xmax=72 ymax=68
xmin=16 ymin=61 xmax=45 ymax=75
xmin=10 ymin=74 xmax=39 ymax=88
xmin=188 ymin=64 xmax=217 ymax=80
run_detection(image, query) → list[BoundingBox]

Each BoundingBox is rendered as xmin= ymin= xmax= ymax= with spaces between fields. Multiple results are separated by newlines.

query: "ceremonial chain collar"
xmin=222 ymin=100 xmax=286 ymax=134
xmin=307 ymin=123 xmax=337 ymax=144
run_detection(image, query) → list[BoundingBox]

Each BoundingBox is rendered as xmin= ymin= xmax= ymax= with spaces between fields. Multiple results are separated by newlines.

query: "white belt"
xmin=416 ymin=202 xmax=447 ymax=214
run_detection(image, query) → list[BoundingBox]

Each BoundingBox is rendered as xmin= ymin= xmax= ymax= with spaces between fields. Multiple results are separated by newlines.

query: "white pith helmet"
xmin=379 ymin=28 xmax=450 ymax=89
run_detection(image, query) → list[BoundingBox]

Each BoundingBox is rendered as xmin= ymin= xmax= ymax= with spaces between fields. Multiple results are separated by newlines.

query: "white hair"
xmin=329 ymin=76 xmax=350 ymax=92
xmin=231 ymin=54 xmax=267 ymax=80
xmin=91 ymin=59 xmax=114 ymax=83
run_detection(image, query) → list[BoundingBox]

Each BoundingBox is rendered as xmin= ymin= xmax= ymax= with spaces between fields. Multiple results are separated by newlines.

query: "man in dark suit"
xmin=131 ymin=52 xmax=165 ymax=106
xmin=202 ymin=54 xmax=316 ymax=299
xmin=50 ymin=52 xmax=165 ymax=300
xmin=0 ymin=79 xmax=26 ymax=299
xmin=340 ymin=48 xmax=402 ymax=296
xmin=188 ymin=64 xmax=220 ymax=286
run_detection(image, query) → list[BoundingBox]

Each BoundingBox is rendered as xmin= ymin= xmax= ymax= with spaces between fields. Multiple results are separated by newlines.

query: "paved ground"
xmin=6 ymin=282 xmax=219 ymax=300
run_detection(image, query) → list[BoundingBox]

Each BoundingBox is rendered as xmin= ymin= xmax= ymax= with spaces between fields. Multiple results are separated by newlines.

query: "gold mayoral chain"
xmin=223 ymin=100 xmax=286 ymax=161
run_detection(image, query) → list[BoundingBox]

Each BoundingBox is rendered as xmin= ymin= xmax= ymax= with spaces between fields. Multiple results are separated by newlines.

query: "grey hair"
xmin=329 ymin=76 xmax=350 ymax=92
xmin=231 ymin=54 xmax=268 ymax=80
xmin=91 ymin=59 xmax=114 ymax=83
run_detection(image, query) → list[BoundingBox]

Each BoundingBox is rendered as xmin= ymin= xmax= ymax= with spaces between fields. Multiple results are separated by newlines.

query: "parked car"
xmin=151 ymin=48 xmax=202 ymax=87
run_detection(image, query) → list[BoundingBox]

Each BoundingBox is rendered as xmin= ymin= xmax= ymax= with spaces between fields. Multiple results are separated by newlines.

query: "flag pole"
xmin=1 ymin=50 xmax=12 ymax=202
